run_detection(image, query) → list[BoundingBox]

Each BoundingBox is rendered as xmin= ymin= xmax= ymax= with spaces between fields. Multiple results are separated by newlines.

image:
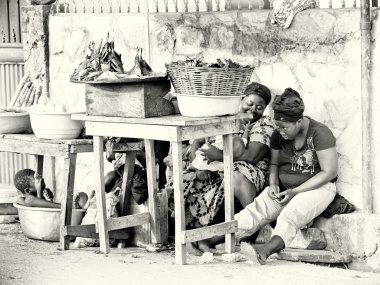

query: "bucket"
xmin=13 ymin=203 xmax=85 ymax=242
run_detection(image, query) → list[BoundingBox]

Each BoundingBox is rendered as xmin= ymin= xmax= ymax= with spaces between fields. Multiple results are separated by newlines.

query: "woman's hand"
xmin=199 ymin=144 xmax=223 ymax=163
xmin=196 ymin=170 xmax=212 ymax=182
xmin=189 ymin=138 xmax=205 ymax=162
xmin=267 ymin=184 xmax=280 ymax=200
xmin=275 ymin=189 xmax=296 ymax=206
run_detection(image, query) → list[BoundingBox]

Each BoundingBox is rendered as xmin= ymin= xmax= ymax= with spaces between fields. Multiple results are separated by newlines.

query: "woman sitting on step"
xmin=197 ymin=88 xmax=338 ymax=263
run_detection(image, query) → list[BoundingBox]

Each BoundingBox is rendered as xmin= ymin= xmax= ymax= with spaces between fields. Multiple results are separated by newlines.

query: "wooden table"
xmin=0 ymin=134 xmax=93 ymax=249
xmin=73 ymin=114 xmax=248 ymax=265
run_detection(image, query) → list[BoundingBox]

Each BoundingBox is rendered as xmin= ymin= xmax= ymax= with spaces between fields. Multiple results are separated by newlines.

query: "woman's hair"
xmin=244 ymin=82 xmax=272 ymax=105
xmin=272 ymin=88 xmax=305 ymax=122
xmin=14 ymin=169 xmax=35 ymax=193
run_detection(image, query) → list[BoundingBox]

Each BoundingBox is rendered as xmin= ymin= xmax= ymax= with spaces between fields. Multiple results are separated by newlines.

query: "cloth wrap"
xmin=244 ymin=82 xmax=272 ymax=105
xmin=273 ymin=88 xmax=304 ymax=122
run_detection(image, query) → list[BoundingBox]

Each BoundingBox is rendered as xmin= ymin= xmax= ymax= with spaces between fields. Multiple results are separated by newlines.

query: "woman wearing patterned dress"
xmin=165 ymin=83 xmax=275 ymax=248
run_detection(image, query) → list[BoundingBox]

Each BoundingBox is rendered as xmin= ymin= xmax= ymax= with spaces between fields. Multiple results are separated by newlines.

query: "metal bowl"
xmin=13 ymin=203 xmax=85 ymax=242
xmin=0 ymin=111 xmax=31 ymax=134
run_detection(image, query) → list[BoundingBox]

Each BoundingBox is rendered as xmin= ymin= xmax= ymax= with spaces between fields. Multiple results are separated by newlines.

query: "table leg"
xmin=223 ymin=134 xmax=236 ymax=253
xmin=144 ymin=139 xmax=160 ymax=244
xmin=119 ymin=152 xmax=136 ymax=217
xmin=93 ymin=136 xmax=110 ymax=254
xmin=34 ymin=155 xmax=44 ymax=198
xmin=59 ymin=153 xmax=77 ymax=250
xmin=171 ymin=141 xmax=186 ymax=265
xmin=48 ymin=157 xmax=57 ymax=197
xmin=34 ymin=155 xmax=43 ymax=176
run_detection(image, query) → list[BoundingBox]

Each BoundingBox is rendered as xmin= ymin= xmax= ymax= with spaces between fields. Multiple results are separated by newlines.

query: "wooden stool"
xmin=62 ymin=141 xmax=152 ymax=248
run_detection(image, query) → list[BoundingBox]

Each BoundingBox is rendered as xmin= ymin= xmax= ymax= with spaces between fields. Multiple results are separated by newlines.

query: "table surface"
xmin=0 ymin=134 xmax=93 ymax=145
xmin=72 ymin=113 xmax=252 ymax=127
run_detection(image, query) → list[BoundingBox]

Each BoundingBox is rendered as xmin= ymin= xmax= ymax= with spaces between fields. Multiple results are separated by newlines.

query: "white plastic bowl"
xmin=176 ymin=93 xmax=244 ymax=117
xmin=0 ymin=111 xmax=31 ymax=134
xmin=28 ymin=110 xmax=83 ymax=139
xmin=13 ymin=203 xmax=85 ymax=242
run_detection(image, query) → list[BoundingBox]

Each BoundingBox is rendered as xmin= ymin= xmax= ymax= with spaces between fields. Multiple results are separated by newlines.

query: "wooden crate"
xmin=84 ymin=78 xmax=174 ymax=118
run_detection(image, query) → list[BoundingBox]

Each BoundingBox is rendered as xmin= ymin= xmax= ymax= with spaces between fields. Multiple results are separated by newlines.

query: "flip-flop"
xmin=240 ymin=242 xmax=266 ymax=265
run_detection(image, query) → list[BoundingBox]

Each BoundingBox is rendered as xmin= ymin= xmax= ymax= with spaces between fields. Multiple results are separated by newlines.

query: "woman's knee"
xmin=277 ymin=205 xmax=305 ymax=230
xmin=233 ymin=172 xmax=257 ymax=202
xmin=233 ymin=171 xmax=248 ymax=192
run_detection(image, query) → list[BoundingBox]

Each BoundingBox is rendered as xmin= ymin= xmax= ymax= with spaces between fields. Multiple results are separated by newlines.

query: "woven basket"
xmin=166 ymin=64 xmax=254 ymax=96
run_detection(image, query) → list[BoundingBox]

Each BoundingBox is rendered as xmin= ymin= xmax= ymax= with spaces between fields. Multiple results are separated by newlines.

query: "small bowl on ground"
xmin=27 ymin=110 xmax=83 ymax=140
xmin=13 ymin=202 xmax=85 ymax=242
xmin=176 ymin=93 xmax=244 ymax=117
xmin=0 ymin=111 xmax=31 ymax=134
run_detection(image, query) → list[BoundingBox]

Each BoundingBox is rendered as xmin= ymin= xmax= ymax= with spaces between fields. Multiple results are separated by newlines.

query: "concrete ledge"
xmin=255 ymin=213 xmax=380 ymax=272
xmin=314 ymin=213 xmax=380 ymax=272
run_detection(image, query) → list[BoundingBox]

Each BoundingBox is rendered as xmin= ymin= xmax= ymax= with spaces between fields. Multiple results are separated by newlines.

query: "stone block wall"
xmin=21 ymin=5 xmax=50 ymax=98
xmin=48 ymin=9 xmax=380 ymax=213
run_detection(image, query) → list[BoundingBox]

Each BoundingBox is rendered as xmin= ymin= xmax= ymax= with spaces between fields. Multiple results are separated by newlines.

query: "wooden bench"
xmin=0 ymin=134 xmax=93 ymax=249
xmin=72 ymin=113 xmax=249 ymax=265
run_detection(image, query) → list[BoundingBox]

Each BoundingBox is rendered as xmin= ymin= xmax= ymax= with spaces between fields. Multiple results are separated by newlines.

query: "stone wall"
xmin=48 ymin=9 xmax=380 ymax=213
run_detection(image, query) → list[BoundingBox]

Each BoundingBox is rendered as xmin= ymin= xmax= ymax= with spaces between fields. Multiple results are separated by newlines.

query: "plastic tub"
xmin=0 ymin=111 xmax=31 ymax=134
xmin=13 ymin=203 xmax=85 ymax=242
xmin=176 ymin=93 xmax=244 ymax=117
xmin=27 ymin=110 xmax=83 ymax=139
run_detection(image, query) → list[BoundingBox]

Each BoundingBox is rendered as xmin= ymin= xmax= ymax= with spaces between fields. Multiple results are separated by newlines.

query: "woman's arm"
xmin=269 ymin=149 xmax=280 ymax=186
xmin=268 ymin=149 xmax=280 ymax=200
xmin=277 ymin=147 xmax=338 ymax=205
xmin=234 ymin=141 xmax=270 ymax=164
xmin=292 ymin=147 xmax=338 ymax=194
xmin=189 ymin=138 xmax=206 ymax=162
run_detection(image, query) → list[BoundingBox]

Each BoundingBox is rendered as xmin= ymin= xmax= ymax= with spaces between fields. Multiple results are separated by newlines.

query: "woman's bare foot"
xmin=240 ymin=242 xmax=267 ymax=265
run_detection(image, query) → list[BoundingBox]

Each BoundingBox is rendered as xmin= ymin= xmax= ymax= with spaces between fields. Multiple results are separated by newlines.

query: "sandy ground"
xmin=1 ymin=223 xmax=380 ymax=285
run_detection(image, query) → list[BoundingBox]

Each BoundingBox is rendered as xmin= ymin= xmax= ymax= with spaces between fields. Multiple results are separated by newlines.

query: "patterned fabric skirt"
xmin=166 ymin=161 xmax=267 ymax=228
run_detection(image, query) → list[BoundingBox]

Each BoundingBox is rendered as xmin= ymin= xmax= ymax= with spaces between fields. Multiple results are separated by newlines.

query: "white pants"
xmin=234 ymin=182 xmax=336 ymax=246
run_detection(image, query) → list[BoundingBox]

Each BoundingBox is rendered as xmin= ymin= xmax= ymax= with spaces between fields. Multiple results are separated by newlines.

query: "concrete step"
xmin=272 ymin=248 xmax=352 ymax=264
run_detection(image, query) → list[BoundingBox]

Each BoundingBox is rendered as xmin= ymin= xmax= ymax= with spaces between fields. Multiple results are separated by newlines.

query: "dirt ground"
xmin=1 ymin=223 xmax=379 ymax=285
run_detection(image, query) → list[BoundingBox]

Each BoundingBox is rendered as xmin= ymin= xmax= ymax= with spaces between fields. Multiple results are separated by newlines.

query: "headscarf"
xmin=244 ymin=82 xmax=272 ymax=106
xmin=273 ymin=88 xmax=304 ymax=122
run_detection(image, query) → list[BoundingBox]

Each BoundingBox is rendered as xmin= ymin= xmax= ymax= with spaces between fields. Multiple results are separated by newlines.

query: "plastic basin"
xmin=28 ymin=110 xmax=83 ymax=139
xmin=0 ymin=111 xmax=31 ymax=134
xmin=176 ymin=93 xmax=244 ymax=117
xmin=13 ymin=203 xmax=85 ymax=242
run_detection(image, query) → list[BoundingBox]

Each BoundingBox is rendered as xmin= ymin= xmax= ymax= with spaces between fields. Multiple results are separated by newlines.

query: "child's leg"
xmin=104 ymin=170 xmax=121 ymax=193
xmin=23 ymin=194 xmax=61 ymax=208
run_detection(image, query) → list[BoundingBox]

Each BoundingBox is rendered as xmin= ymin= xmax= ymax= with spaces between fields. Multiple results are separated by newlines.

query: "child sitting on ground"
xmin=14 ymin=169 xmax=89 ymax=210
xmin=14 ymin=169 xmax=60 ymax=209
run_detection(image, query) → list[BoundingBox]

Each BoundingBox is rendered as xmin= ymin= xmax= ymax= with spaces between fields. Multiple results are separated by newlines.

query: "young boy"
xmin=14 ymin=169 xmax=60 ymax=209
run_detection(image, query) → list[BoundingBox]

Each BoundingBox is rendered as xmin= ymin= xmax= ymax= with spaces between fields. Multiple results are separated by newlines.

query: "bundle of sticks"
xmin=0 ymin=74 xmax=42 ymax=113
